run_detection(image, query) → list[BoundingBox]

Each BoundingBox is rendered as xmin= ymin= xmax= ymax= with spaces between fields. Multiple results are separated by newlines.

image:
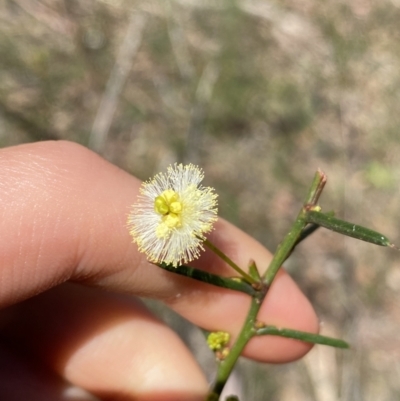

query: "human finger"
xmin=0 ymin=283 xmax=207 ymax=400
xmin=0 ymin=140 xmax=318 ymax=364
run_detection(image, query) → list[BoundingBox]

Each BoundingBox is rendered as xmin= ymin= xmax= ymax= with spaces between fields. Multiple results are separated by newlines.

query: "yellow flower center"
xmin=154 ymin=189 xmax=183 ymax=238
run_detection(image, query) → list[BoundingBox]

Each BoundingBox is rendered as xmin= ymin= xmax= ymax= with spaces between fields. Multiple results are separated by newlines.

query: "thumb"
xmin=0 ymin=140 xmax=318 ymax=362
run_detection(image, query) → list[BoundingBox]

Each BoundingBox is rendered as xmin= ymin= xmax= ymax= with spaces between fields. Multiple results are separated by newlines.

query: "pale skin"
xmin=0 ymin=141 xmax=319 ymax=401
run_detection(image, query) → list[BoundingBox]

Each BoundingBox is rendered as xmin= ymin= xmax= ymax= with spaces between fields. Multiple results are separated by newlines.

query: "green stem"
xmin=211 ymin=297 xmax=262 ymax=395
xmin=209 ymin=170 xmax=329 ymax=398
xmin=262 ymin=211 xmax=308 ymax=285
xmin=204 ymin=238 xmax=257 ymax=284
xmin=294 ymin=211 xmax=335 ymax=248
xmin=295 ymin=223 xmax=320 ymax=247
xmin=262 ymin=170 xmax=327 ymax=285
xmin=305 ymin=168 xmax=327 ymax=205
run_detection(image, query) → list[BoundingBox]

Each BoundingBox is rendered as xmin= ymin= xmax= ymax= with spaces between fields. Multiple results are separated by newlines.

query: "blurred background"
xmin=1 ymin=0 xmax=400 ymax=399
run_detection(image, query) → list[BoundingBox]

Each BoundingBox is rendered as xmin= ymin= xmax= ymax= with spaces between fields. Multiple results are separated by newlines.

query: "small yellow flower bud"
xmin=169 ymin=201 xmax=182 ymax=214
xmin=162 ymin=213 xmax=181 ymax=229
xmin=154 ymin=196 xmax=169 ymax=215
xmin=207 ymin=331 xmax=230 ymax=351
xmin=162 ymin=189 xmax=179 ymax=204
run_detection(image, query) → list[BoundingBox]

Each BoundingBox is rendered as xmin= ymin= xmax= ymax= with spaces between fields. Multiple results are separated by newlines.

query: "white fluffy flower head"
xmin=128 ymin=164 xmax=218 ymax=267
